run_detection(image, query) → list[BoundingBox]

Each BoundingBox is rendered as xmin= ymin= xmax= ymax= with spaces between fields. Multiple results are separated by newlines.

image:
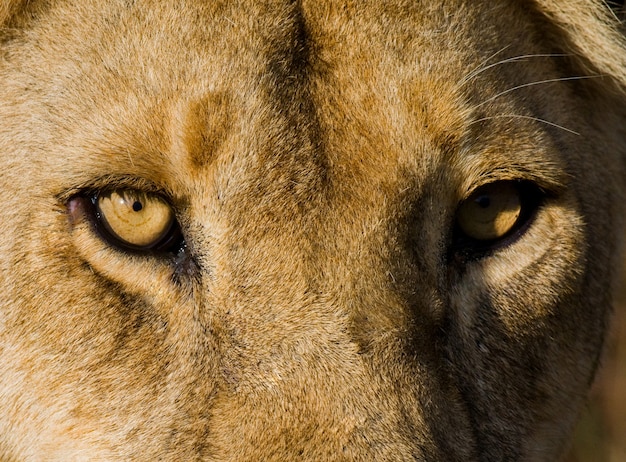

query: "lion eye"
xmin=95 ymin=189 xmax=177 ymax=249
xmin=455 ymin=181 xmax=539 ymax=243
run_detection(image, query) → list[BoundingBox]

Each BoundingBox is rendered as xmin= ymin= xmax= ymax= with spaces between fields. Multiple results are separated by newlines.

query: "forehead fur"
xmin=3 ymin=0 xmax=616 ymax=192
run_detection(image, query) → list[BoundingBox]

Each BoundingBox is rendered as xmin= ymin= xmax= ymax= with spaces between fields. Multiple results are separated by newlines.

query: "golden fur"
xmin=1 ymin=0 xmax=625 ymax=460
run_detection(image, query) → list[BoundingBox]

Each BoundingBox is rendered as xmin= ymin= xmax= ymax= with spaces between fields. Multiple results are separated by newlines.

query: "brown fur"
xmin=1 ymin=0 xmax=625 ymax=460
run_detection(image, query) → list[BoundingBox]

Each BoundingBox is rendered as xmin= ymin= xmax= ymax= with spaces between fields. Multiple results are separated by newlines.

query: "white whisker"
xmin=458 ymin=53 xmax=569 ymax=88
xmin=601 ymin=0 xmax=621 ymax=22
xmin=457 ymin=45 xmax=511 ymax=88
xmin=469 ymin=114 xmax=581 ymax=136
xmin=473 ymin=75 xmax=599 ymax=109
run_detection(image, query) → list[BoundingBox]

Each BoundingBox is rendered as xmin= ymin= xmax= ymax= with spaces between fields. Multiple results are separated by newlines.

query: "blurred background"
xmin=566 ymin=257 xmax=626 ymax=462
xmin=566 ymin=4 xmax=625 ymax=460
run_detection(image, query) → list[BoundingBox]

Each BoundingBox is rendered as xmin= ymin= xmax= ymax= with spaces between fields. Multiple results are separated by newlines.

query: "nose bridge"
xmin=201 ymin=222 xmax=434 ymax=461
xmin=198 ymin=191 xmax=469 ymax=460
xmin=165 ymin=4 xmax=458 ymax=455
xmin=178 ymin=34 xmax=424 ymax=383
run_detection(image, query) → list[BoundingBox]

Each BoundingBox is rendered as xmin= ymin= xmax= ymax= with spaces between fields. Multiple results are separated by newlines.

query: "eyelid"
xmin=57 ymin=175 xmax=176 ymax=205
xmin=456 ymin=165 xmax=568 ymax=202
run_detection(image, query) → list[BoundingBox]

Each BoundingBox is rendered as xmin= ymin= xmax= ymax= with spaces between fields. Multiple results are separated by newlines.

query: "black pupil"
xmin=132 ymin=201 xmax=143 ymax=212
xmin=476 ymin=195 xmax=491 ymax=208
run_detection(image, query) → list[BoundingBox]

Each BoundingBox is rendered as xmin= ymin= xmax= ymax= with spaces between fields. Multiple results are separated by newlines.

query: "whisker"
xmin=457 ymin=45 xmax=511 ymax=88
xmin=458 ymin=53 xmax=569 ymax=88
xmin=473 ymin=75 xmax=599 ymax=109
xmin=468 ymin=114 xmax=580 ymax=136
xmin=601 ymin=0 xmax=621 ymax=22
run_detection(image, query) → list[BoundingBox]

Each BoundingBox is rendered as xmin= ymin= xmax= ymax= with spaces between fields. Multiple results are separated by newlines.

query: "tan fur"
xmin=0 ymin=0 xmax=625 ymax=460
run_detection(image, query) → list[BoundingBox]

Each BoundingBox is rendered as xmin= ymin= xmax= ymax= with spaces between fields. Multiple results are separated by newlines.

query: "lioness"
xmin=1 ymin=0 xmax=625 ymax=460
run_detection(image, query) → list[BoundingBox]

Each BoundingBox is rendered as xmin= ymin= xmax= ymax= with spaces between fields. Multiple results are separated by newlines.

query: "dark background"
xmin=566 ymin=255 xmax=626 ymax=461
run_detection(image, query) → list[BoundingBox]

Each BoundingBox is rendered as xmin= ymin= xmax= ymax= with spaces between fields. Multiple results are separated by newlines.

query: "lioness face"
xmin=1 ymin=0 xmax=625 ymax=460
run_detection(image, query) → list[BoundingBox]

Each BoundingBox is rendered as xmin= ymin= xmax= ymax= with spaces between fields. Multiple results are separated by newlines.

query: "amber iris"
xmin=96 ymin=190 xmax=175 ymax=248
xmin=456 ymin=182 xmax=522 ymax=241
